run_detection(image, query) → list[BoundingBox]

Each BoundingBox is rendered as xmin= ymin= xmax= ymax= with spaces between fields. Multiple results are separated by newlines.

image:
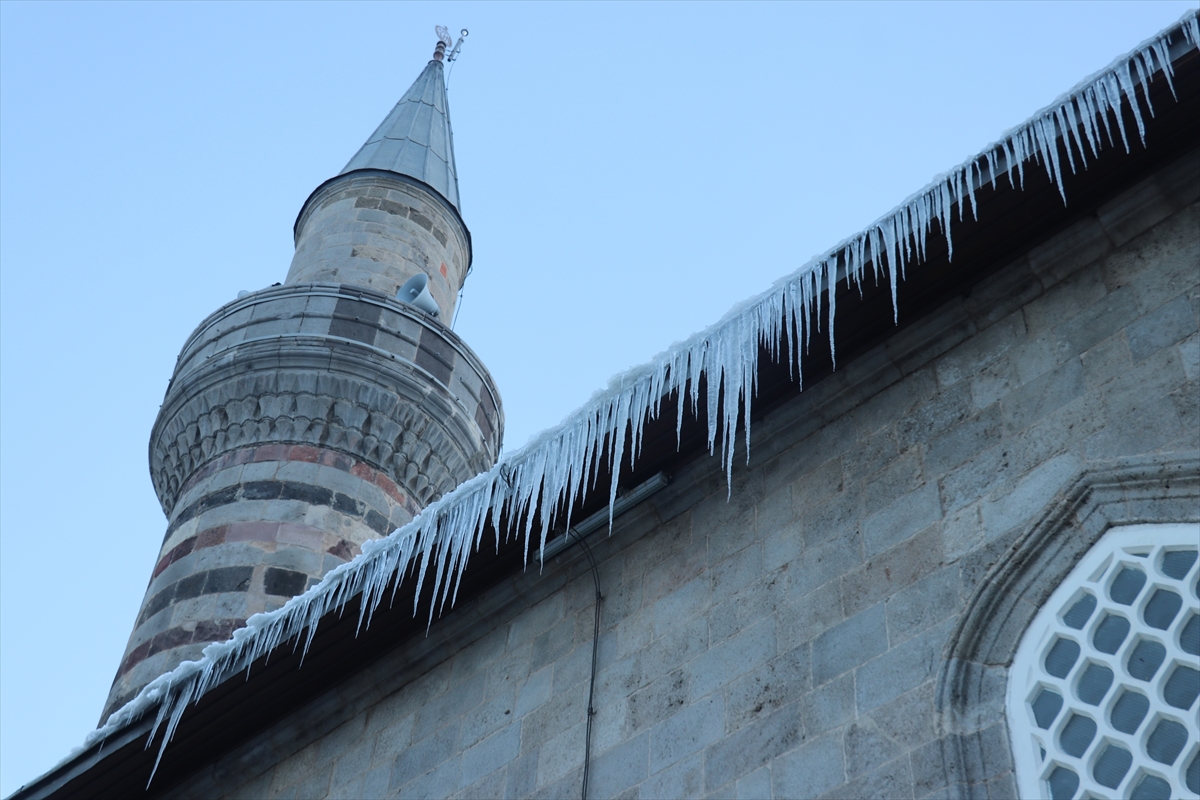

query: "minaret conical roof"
xmin=340 ymin=58 xmax=461 ymax=212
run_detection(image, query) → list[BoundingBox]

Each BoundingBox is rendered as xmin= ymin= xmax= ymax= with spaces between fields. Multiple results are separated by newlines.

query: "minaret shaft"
xmin=102 ymin=53 xmax=502 ymax=722
xmin=285 ymin=170 xmax=470 ymax=319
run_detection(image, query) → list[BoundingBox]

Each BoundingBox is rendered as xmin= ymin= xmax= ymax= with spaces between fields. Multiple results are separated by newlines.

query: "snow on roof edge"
xmin=75 ymin=9 xmax=1198 ymax=784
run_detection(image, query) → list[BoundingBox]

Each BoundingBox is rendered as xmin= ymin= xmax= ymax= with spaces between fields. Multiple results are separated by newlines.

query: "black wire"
xmin=565 ymin=529 xmax=603 ymax=800
xmin=451 ymin=286 xmax=463 ymax=330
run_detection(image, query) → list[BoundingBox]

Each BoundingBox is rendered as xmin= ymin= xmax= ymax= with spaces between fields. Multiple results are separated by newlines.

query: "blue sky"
xmin=1 ymin=1 xmax=1195 ymax=793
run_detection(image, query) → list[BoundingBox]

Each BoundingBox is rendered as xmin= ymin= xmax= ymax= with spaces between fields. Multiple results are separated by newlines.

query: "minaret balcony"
xmin=149 ymin=281 xmax=503 ymax=520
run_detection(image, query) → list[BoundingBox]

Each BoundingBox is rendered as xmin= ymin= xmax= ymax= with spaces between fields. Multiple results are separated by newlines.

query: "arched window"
xmin=1007 ymin=523 xmax=1200 ymax=800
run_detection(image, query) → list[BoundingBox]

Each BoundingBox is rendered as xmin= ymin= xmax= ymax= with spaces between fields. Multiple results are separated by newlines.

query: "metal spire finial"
xmin=447 ymin=28 xmax=468 ymax=63
xmin=433 ymin=26 xmax=468 ymax=63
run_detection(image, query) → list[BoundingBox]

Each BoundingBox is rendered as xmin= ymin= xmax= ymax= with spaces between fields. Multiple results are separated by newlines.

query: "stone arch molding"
xmin=935 ymin=451 xmax=1200 ymax=798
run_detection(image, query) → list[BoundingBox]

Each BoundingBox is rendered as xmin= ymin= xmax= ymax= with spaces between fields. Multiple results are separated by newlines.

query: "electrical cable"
xmin=451 ymin=286 xmax=463 ymax=330
xmin=564 ymin=528 xmax=603 ymax=800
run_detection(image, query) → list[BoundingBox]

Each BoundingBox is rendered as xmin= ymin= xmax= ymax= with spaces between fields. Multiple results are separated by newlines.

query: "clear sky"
xmin=1 ymin=0 xmax=1195 ymax=793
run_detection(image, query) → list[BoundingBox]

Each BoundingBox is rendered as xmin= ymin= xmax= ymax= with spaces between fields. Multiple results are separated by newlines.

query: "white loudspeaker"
xmin=397 ymin=273 xmax=440 ymax=317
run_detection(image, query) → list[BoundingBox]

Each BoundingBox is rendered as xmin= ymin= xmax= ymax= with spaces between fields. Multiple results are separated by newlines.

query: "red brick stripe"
xmin=152 ymin=523 xmax=362 ymax=583
xmin=117 ymin=618 xmax=247 ymax=679
xmin=177 ymin=443 xmax=420 ymax=517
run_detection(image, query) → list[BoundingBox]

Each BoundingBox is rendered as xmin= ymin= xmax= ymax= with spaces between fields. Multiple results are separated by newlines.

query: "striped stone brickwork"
xmin=150 ymin=281 xmax=502 ymax=514
xmin=105 ymin=444 xmax=419 ymax=718
xmin=285 ymin=171 xmax=470 ymax=320
xmin=104 ymin=282 xmax=503 ymax=720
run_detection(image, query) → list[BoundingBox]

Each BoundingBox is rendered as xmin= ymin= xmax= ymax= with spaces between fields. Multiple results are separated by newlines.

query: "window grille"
xmin=1008 ymin=523 xmax=1200 ymax=800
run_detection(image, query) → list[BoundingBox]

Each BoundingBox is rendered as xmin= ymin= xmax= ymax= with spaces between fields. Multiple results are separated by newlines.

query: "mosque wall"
xmin=160 ymin=146 xmax=1198 ymax=800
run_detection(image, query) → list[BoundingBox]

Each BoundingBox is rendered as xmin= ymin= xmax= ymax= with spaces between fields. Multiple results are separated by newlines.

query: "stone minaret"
xmin=103 ymin=40 xmax=502 ymax=720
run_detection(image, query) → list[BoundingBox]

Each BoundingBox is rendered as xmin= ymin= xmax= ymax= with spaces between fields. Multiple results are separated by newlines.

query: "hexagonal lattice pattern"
xmin=1008 ymin=524 xmax=1200 ymax=800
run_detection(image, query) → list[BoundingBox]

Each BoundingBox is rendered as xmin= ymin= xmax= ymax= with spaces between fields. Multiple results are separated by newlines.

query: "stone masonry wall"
xmin=161 ymin=148 xmax=1199 ymax=799
xmin=286 ymin=173 xmax=470 ymax=319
